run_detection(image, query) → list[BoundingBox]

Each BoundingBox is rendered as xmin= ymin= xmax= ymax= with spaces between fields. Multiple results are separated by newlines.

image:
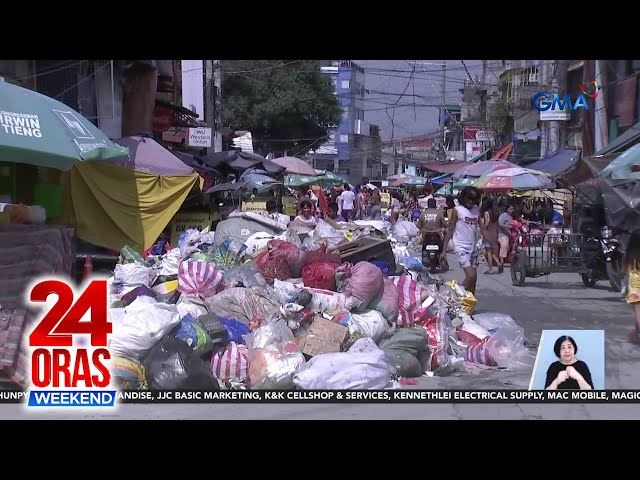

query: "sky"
xmin=354 ymin=60 xmax=486 ymax=141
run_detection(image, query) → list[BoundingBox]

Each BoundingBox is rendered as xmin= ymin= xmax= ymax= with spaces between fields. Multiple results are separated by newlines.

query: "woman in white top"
xmin=441 ymin=186 xmax=481 ymax=295
xmin=292 ymin=199 xmax=317 ymax=227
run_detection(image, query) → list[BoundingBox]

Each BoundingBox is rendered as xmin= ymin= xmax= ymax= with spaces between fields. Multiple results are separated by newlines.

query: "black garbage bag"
xmin=197 ymin=314 xmax=230 ymax=348
xmin=144 ymin=336 xmax=219 ymax=390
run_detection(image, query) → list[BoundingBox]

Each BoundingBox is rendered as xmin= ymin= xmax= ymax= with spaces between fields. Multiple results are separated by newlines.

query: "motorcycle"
xmin=422 ymin=231 xmax=449 ymax=274
xmin=505 ymin=220 xmax=530 ymax=264
xmin=600 ymin=225 xmax=624 ymax=291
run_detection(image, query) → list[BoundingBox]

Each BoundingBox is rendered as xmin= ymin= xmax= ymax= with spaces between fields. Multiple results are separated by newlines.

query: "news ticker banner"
xmin=4 ymin=390 xmax=640 ymax=407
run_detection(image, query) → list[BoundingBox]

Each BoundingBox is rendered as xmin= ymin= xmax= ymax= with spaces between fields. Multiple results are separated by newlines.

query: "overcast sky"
xmin=354 ymin=60 xmax=486 ymax=141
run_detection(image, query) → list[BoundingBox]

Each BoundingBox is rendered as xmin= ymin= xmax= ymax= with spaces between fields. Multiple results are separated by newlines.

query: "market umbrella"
xmin=271 ymin=156 xmax=317 ymax=176
xmin=599 ymin=179 xmax=640 ymax=236
xmin=284 ymin=171 xmax=343 ymax=187
xmin=393 ymin=175 xmax=427 ymax=187
xmin=205 ymin=181 xmax=248 ymax=194
xmin=108 ymin=135 xmax=194 ymax=175
xmin=199 ymin=150 xmax=285 ymax=175
xmin=587 ymin=146 xmax=640 ymax=236
xmin=240 ymin=172 xmax=281 ymax=195
xmin=435 ymin=183 xmax=460 ymax=197
xmin=430 ymin=173 xmax=452 ymax=185
xmin=0 ymin=78 xmax=128 ymax=170
xmin=452 ymin=160 xmax=518 ymax=180
xmin=434 ymin=177 xmax=476 ymax=197
xmin=598 ymin=143 xmax=640 ymax=181
xmin=473 ymin=167 xmax=554 ymax=192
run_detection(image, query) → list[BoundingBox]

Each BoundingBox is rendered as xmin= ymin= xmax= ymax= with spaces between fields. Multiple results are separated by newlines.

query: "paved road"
xmin=3 ymin=253 xmax=639 ymax=420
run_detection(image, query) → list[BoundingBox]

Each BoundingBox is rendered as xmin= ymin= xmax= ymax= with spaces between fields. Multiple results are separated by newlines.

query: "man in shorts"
xmin=441 ymin=187 xmax=481 ymax=294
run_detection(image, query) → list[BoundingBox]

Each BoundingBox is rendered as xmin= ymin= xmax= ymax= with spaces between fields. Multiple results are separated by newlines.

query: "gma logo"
xmin=531 ymin=92 xmax=590 ymax=112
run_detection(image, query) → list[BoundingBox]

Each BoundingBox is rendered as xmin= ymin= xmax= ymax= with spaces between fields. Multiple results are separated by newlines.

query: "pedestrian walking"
xmin=441 ymin=187 xmax=481 ymax=295
xmin=479 ymin=197 xmax=503 ymax=274
xmin=624 ymin=235 xmax=640 ymax=345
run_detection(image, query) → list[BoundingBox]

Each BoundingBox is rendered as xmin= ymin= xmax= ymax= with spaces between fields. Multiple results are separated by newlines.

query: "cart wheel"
xmin=581 ymin=273 xmax=597 ymax=288
xmin=511 ymin=254 xmax=526 ymax=287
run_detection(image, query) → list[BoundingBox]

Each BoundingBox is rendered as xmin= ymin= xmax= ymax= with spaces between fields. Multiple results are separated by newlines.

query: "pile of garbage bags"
xmin=106 ymin=224 xmax=532 ymax=391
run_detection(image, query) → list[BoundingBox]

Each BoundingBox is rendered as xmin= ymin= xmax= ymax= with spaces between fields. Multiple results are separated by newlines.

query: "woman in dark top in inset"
xmin=545 ymin=336 xmax=595 ymax=390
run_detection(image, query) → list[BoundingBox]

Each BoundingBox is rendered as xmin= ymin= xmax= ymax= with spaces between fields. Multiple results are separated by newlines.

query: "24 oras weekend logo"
xmin=25 ymin=276 xmax=117 ymax=408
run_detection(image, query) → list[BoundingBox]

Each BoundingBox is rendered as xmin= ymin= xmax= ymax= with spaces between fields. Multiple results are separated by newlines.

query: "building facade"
xmin=312 ymin=60 xmax=381 ymax=185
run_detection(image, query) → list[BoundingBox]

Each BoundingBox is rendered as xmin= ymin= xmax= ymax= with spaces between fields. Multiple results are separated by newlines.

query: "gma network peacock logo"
xmin=532 ymin=80 xmax=600 ymax=112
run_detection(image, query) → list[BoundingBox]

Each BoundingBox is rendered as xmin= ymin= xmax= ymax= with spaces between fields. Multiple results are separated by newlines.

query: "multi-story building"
xmin=311 ymin=60 xmax=381 ymax=185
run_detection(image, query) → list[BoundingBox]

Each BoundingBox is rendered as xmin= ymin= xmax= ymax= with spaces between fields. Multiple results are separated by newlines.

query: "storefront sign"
xmin=188 ymin=127 xmax=212 ymax=147
xmin=170 ymin=211 xmax=212 ymax=246
xmin=463 ymin=126 xmax=494 ymax=142
xmin=152 ymin=105 xmax=173 ymax=132
xmin=242 ymin=200 xmax=268 ymax=213
xmin=540 ymin=109 xmax=570 ymax=121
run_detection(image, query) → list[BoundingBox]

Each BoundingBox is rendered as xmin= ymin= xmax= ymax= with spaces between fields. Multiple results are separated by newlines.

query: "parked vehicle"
xmin=510 ymin=230 xmax=609 ymax=288
xmin=600 ymin=225 xmax=624 ymax=291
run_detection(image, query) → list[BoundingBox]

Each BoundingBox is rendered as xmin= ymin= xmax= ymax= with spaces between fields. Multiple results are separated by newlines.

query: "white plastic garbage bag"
xmin=158 ymin=248 xmax=182 ymax=276
xmin=460 ymin=314 xmax=491 ymax=340
xmin=109 ymin=296 xmax=182 ymax=360
xmin=179 ymin=229 xmax=204 ymax=258
xmin=393 ymin=221 xmax=419 ymax=243
xmin=349 ymin=310 xmax=389 ymax=342
xmin=354 ymin=220 xmax=391 ymax=237
xmin=293 ymin=337 xmax=394 ymax=390
xmin=113 ymin=263 xmax=151 ymax=296
xmin=244 ymin=232 xmax=275 ymax=256
xmin=176 ymin=294 xmax=208 ymax=319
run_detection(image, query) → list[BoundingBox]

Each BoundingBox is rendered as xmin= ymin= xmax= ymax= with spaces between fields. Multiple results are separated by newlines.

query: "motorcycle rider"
xmin=418 ymin=198 xmax=447 ymax=240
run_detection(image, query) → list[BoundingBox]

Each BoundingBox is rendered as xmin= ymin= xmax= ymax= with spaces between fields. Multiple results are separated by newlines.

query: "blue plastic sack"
xmin=173 ymin=314 xmax=214 ymax=354
xmin=371 ymin=260 xmax=390 ymax=277
xmin=398 ymin=256 xmax=423 ymax=271
xmin=151 ymin=239 xmax=170 ymax=256
xmin=219 ymin=317 xmax=251 ymax=344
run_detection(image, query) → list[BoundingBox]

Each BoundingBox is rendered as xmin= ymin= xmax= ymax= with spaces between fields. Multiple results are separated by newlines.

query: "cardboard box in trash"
xmin=334 ymin=236 xmax=397 ymax=272
xmin=297 ymin=316 xmax=349 ymax=357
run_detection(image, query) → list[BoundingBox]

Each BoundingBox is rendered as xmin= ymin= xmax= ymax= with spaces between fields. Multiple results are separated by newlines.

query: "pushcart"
xmin=510 ymin=231 xmax=607 ymax=287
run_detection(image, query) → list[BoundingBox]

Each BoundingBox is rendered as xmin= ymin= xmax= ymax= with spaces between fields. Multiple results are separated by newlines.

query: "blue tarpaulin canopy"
xmin=526 ymin=148 xmax=581 ymax=178
xmin=430 ymin=173 xmax=452 ymax=185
